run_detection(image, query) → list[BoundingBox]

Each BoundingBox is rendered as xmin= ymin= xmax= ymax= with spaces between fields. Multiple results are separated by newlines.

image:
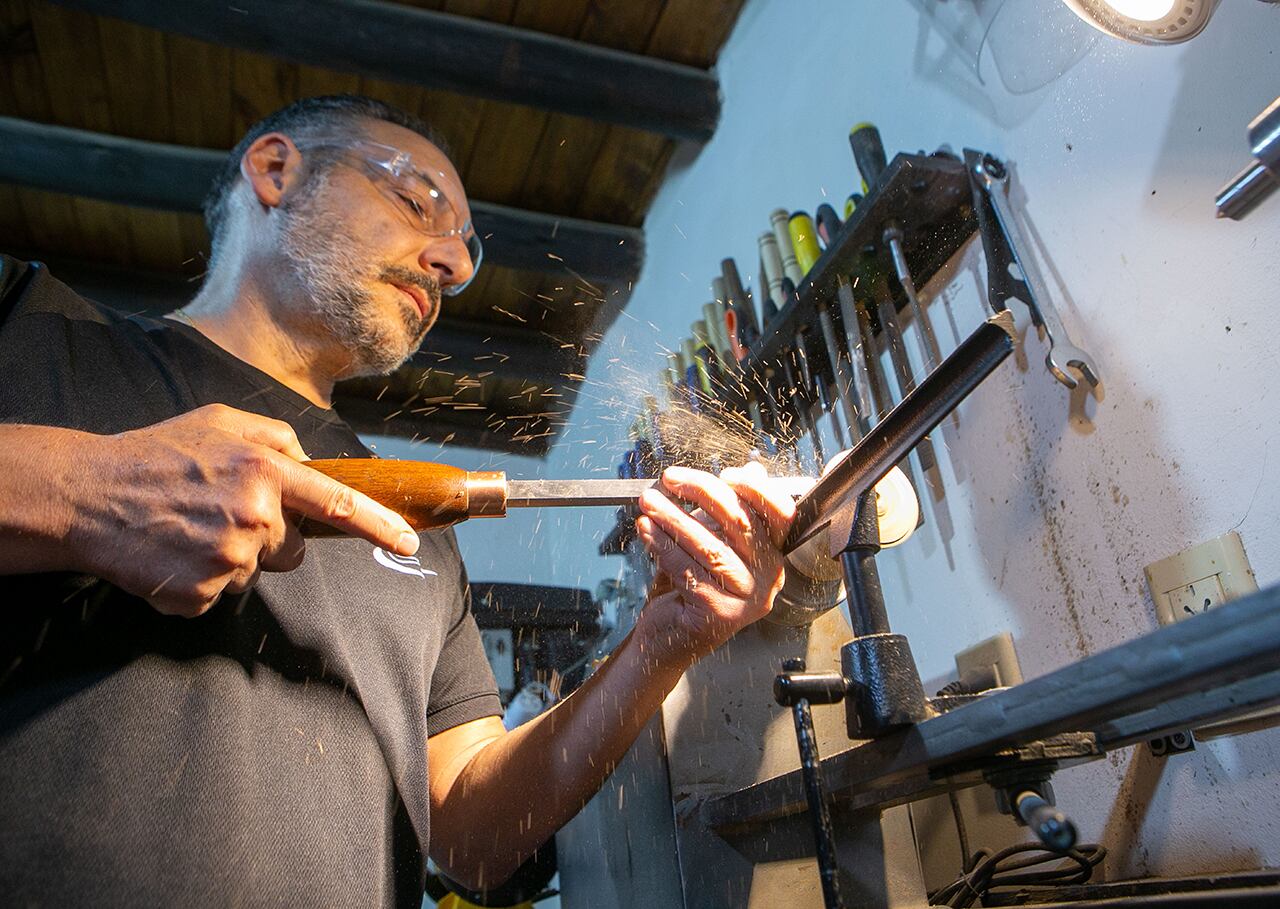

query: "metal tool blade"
xmin=505 ymin=476 xmax=816 ymax=509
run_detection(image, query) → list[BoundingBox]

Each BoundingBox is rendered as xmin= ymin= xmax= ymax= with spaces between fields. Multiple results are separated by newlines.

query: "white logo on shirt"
xmin=372 ymin=547 xmax=438 ymax=578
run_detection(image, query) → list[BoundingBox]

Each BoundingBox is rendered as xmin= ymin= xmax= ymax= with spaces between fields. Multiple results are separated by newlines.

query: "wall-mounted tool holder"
xmin=740 ymin=150 xmax=974 ymax=381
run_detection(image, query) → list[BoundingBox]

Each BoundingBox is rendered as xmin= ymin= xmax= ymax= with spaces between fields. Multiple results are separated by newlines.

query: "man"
xmin=0 ymin=96 xmax=794 ymax=905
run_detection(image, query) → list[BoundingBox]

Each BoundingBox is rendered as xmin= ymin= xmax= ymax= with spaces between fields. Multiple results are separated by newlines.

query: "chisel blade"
xmin=504 ymin=476 xmax=816 ymax=509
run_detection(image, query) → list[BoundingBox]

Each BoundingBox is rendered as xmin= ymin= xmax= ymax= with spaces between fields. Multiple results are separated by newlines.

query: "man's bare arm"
xmin=0 ymin=406 xmax=418 ymax=614
xmin=428 ymin=463 xmax=793 ymax=889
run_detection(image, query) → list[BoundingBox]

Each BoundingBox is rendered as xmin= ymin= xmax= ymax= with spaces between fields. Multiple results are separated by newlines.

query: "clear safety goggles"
xmin=298 ymin=137 xmax=482 ymax=295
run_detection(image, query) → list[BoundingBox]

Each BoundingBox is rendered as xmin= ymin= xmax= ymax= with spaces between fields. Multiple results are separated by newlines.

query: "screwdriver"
xmin=303 ymin=460 xmax=815 ymax=533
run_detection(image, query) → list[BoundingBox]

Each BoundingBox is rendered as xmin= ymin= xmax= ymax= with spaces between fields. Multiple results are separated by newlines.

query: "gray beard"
xmin=277 ymin=173 xmax=438 ymax=378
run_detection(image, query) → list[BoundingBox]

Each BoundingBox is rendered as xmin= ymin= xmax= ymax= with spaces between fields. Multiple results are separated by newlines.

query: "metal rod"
xmin=841 ymin=490 xmax=891 ymax=637
xmin=784 ymin=312 xmax=1016 ymax=554
xmin=781 ymin=658 xmax=846 ymax=909
xmin=817 ymin=302 xmax=864 ymax=441
xmin=843 ymin=551 xmax=890 ymax=637
xmin=1215 ymin=161 xmax=1277 ymax=220
xmin=504 ymin=476 xmax=816 ymax=508
xmin=884 ymin=225 xmax=939 ymax=372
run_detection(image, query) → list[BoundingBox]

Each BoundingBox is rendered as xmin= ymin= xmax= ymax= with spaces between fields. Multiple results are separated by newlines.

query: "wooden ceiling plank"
xmin=28 ymin=3 xmax=113 ymax=131
xmin=578 ymin=0 xmax=746 ymax=225
xmin=0 ymin=185 xmax=35 ymax=254
xmin=516 ymin=1 xmax=665 ymax=218
xmin=459 ymin=0 xmax=584 ymax=208
xmin=27 ymin=1 xmax=142 ymax=268
xmin=165 ymin=34 xmax=234 ymax=149
xmin=96 ymin=16 xmax=172 ymax=142
xmin=439 ymin=5 xmax=602 ymax=353
xmin=296 ymin=64 xmax=362 ymax=100
xmin=0 ymin=1 xmax=80 ymax=255
xmin=0 ymin=6 xmax=77 ymax=257
xmin=97 ymin=15 xmax=184 ymax=271
xmin=163 ymin=32 xmax=233 ymax=273
xmin=647 ymin=0 xmax=746 ymax=68
xmin=0 ymin=115 xmax=644 ymax=282
xmin=230 ymin=50 xmax=300 ymax=138
xmin=43 ymin=0 xmax=720 ymax=142
xmin=402 ymin=0 xmax=518 ymax=194
xmin=510 ymin=1 xmax=667 ymax=338
xmin=0 ymin=5 xmax=39 ymax=253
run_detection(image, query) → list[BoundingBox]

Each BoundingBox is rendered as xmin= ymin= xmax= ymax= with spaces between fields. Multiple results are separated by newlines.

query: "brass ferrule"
xmin=466 ymin=471 xmax=508 ymax=518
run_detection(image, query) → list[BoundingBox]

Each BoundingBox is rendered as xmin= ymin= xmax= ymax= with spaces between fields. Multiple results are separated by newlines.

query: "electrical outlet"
xmin=1167 ymin=574 xmax=1226 ymax=621
xmin=1145 ymin=531 xmax=1256 ymax=626
xmin=1144 ymin=532 xmax=1271 ymax=739
xmin=1148 ymin=730 xmax=1196 ymax=758
xmin=955 ymin=632 xmax=1023 ymax=692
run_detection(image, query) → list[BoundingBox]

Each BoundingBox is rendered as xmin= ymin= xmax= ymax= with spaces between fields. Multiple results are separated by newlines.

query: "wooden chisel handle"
xmin=302 ymin=459 xmax=507 ymax=534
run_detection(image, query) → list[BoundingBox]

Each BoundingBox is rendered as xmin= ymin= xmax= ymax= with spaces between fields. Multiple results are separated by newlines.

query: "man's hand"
xmin=65 ymin=404 xmax=418 ymax=617
xmin=634 ymin=462 xmax=795 ymax=664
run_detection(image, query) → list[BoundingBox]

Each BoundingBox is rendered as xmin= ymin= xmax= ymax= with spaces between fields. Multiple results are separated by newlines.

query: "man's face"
xmin=275 ymin=120 xmax=475 ymax=378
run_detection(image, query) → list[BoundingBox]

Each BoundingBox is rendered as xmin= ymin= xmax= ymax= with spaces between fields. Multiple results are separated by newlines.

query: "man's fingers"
xmin=278 ymin=459 xmax=419 ymax=555
xmin=638 ymin=520 xmax=722 ymax=595
xmin=261 ymin=520 xmax=307 ymax=572
xmin=658 ymin=466 xmax=765 ymax=557
xmin=638 ymin=491 xmax=747 ymax=594
xmin=720 ymin=462 xmax=798 ymax=549
xmin=198 ymin=404 xmax=309 ymax=462
xmin=225 ymin=566 xmax=262 ymax=595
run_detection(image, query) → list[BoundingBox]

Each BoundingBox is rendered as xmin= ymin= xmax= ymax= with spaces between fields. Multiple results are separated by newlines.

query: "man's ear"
xmin=240 ymin=132 xmax=304 ymax=209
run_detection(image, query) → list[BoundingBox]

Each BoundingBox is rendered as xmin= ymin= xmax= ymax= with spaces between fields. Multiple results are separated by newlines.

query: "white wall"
xmin=382 ymin=0 xmax=1280 ymax=884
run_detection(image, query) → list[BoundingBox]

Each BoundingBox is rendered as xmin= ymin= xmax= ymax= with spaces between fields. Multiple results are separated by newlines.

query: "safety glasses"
xmin=298 ymin=136 xmax=482 ymax=295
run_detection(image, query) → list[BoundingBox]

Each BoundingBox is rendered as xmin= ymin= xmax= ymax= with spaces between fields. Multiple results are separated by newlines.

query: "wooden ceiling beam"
xmin=0 ymin=115 xmax=643 ymax=282
xmin=17 ymin=252 xmax=581 ymax=387
xmin=46 ymin=0 xmax=720 ymax=142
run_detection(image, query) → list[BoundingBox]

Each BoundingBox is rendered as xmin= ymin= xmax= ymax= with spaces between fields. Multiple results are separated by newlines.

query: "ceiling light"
xmin=1105 ymin=0 xmax=1176 ymax=20
xmin=1060 ymin=0 xmax=1220 ymax=44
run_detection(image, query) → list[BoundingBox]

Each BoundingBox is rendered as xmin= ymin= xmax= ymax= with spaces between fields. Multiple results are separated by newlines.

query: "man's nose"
xmin=418 ymin=234 xmax=475 ymax=292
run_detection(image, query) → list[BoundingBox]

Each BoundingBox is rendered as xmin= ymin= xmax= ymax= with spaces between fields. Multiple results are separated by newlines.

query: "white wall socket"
xmin=1144 ymin=531 xmax=1257 ymax=627
xmin=1144 ymin=531 xmax=1268 ymax=739
xmin=954 ymin=632 xmax=1023 ymax=692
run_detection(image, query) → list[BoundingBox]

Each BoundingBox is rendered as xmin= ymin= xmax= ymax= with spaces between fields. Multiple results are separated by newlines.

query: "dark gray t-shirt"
xmin=0 ymin=257 xmax=502 ymax=906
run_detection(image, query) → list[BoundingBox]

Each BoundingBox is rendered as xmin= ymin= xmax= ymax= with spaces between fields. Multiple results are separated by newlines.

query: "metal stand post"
xmin=838 ymin=491 xmax=931 ymax=738
xmin=775 ymin=657 xmax=848 ymax=909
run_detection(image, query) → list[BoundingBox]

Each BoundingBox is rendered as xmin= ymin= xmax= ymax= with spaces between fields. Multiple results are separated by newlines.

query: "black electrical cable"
xmin=946 ymin=790 xmax=971 ymax=869
xmin=928 ymin=842 xmax=1106 ymax=908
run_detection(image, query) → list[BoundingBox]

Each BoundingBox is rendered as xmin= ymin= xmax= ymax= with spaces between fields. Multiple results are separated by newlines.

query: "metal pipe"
xmin=784 ymin=311 xmax=1016 ymax=554
xmin=1215 ymin=95 xmax=1280 ymax=220
xmin=1216 ymin=161 xmax=1277 ymax=220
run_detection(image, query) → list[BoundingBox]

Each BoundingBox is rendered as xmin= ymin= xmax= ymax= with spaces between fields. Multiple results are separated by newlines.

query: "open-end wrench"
xmin=970 ymin=153 xmax=1100 ymax=390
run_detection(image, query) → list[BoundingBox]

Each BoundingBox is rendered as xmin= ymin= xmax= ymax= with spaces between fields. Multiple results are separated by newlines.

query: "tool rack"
xmin=599 ymin=150 xmax=979 ymax=558
xmin=741 ymin=150 xmax=974 ymax=382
